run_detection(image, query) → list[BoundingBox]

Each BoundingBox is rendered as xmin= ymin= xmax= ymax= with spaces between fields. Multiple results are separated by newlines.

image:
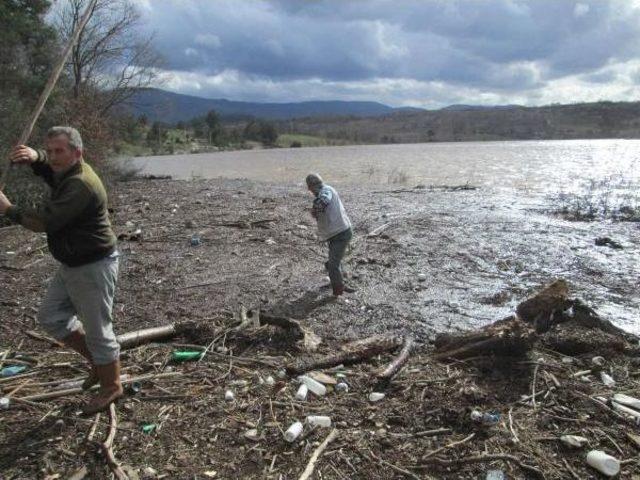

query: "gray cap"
xmin=305 ymin=173 xmax=324 ymax=188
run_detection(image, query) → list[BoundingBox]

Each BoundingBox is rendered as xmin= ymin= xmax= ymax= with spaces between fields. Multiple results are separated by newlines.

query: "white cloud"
xmin=194 ymin=33 xmax=222 ymax=49
xmin=574 ymin=3 xmax=590 ymax=17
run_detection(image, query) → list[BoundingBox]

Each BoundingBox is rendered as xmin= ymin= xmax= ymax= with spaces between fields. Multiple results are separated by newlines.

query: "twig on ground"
xmin=298 ymin=428 xmax=338 ymax=480
xmin=100 ymin=403 xmax=128 ymax=479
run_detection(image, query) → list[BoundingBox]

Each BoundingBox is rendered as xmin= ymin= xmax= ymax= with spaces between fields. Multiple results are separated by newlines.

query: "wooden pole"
xmin=0 ymin=0 xmax=98 ymax=189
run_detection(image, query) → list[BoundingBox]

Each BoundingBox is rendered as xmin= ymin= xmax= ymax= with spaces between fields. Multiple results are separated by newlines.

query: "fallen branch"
xmin=18 ymin=372 xmax=181 ymax=402
xmin=100 ymin=403 xmax=128 ymax=480
xmin=117 ymin=324 xmax=181 ymax=349
xmin=415 ymin=453 xmax=545 ymax=479
xmin=25 ymin=330 xmax=62 ymax=347
xmin=298 ymin=428 xmax=338 ymax=480
xmin=376 ymin=336 xmax=414 ymax=385
xmin=422 ymin=433 xmax=475 ymax=460
xmin=287 ymin=334 xmax=403 ymax=375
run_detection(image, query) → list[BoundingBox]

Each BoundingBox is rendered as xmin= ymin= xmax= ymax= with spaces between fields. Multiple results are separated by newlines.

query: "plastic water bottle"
xmin=306 ymin=416 xmax=332 ymax=428
xmin=295 ymin=384 xmax=308 ymax=401
xmin=190 ymin=234 xmax=201 ymax=246
xmin=586 ymin=450 xmax=620 ymax=476
xmin=284 ymin=421 xmax=303 ymax=442
xmin=369 ymin=392 xmax=385 ymax=402
xmin=299 ymin=375 xmax=327 ymax=396
xmin=0 ymin=366 xmax=27 ymax=377
xmin=560 ymin=435 xmax=588 ymax=448
xmin=600 ymin=372 xmax=615 ymax=387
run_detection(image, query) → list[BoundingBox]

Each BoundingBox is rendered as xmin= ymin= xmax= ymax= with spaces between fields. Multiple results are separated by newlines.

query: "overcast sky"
xmin=133 ymin=0 xmax=640 ymax=108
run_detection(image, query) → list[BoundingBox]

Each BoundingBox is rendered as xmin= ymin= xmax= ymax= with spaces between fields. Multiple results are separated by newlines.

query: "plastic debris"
xmin=485 ymin=470 xmax=505 ymax=480
xmin=1 ymin=365 xmax=27 ymax=377
xmin=560 ymin=435 xmax=589 ymax=448
xmin=284 ymin=421 xmax=303 ymax=442
xmin=600 ymin=371 xmax=615 ymax=387
xmin=190 ymin=234 xmax=201 ymax=246
xmin=335 ymin=382 xmax=349 ymax=393
xmin=369 ymin=392 xmax=385 ymax=402
xmin=299 ymin=375 xmax=327 ymax=396
xmin=295 ymin=384 xmax=308 ymax=401
xmin=306 ymin=415 xmax=331 ymax=428
xmin=0 ymin=397 xmax=10 ymax=410
xmin=592 ymin=356 xmax=606 ymax=367
xmin=471 ymin=410 xmax=500 ymax=426
xmin=141 ymin=423 xmax=157 ymax=434
xmin=586 ymin=450 xmax=620 ymax=477
xmin=224 ymin=390 xmax=235 ymax=402
xmin=171 ymin=350 xmax=204 ymax=362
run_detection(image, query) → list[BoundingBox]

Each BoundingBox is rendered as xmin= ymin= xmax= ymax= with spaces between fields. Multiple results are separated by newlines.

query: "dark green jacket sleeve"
xmin=30 ymin=150 xmax=55 ymax=187
xmin=7 ymin=178 xmax=93 ymax=233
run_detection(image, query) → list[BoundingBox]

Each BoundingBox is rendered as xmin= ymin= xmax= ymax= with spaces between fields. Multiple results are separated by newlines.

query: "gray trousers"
xmin=325 ymin=227 xmax=353 ymax=289
xmin=38 ymin=255 xmax=120 ymax=365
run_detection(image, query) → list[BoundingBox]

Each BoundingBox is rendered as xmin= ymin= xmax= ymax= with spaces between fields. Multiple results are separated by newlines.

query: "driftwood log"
xmin=434 ymin=316 xmax=535 ymax=360
xmin=434 ymin=279 xmax=636 ymax=360
xmin=286 ymin=334 xmax=403 ymax=375
xmin=376 ymin=336 xmax=414 ymax=385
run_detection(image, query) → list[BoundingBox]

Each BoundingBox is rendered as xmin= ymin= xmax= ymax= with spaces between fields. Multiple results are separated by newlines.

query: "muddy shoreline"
xmin=0 ymin=177 xmax=638 ymax=479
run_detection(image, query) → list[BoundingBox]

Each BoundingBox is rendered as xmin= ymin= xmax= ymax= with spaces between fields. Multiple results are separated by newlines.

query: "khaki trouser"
xmin=38 ymin=255 xmax=120 ymax=365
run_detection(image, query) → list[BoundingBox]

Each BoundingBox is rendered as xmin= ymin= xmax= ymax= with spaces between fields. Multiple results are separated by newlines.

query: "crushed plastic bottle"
xmin=224 ymin=390 xmax=235 ymax=402
xmin=335 ymin=382 xmax=349 ymax=393
xmin=471 ymin=410 xmax=500 ymax=426
xmin=0 ymin=397 xmax=10 ymax=410
xmin=0 ymin=365 xmax=27 ymax=377
xmin=369 ymin=392 xmax=385 ymax=402
xmin=190 ymin=234 xmax=201 ymax=246
xmin=600 ymin=371 xmax=616 ymax=387
xmin=560 ymin=435 xmax=589 ymax=448
xmin=306 ymin=415 xmax=332 ymax=428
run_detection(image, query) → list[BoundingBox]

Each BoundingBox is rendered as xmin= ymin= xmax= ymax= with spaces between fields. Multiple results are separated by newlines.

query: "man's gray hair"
xmin=305 ymin=173 xmax=324 ymax=188
xmin=47 ymin=126 xmax=83 ymax=151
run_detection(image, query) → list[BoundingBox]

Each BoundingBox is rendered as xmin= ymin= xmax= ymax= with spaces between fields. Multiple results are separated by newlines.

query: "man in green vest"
xmin=0 ymin=126 xmax=122 ymax=414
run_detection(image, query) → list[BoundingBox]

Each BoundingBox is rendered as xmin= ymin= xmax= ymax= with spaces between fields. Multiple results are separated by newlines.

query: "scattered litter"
xmin=368 ymin=392 xmax=385 ymax=402
xmin=586 ymin=450 xmax=620 ymax=477
xmin=171 ymin=350 xmax=204 ymax=362
xmin=306 ymin=415 xmax=331 ymax=428
xmin=560 ymin=435 xmax=589 ymax=448
xmin=284 ymin=421 xmax=303 ymax=442
xmin=1 ymin=365 xmax=27 ymax=377
xmin=141 ymin=424 xmax=157 ymax=434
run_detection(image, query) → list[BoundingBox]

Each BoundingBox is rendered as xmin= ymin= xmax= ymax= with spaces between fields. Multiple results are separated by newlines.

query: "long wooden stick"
xmin=0 ymin=0 xmax=98 ymax=189
xmin=298 ymin=429 xmax=338 ymax=480
xmin=101 ymin=403 xmax=128 ymax=480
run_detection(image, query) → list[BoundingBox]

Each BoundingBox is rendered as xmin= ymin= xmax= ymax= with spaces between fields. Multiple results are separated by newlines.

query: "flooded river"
xmin=133 ymin=139 xmax=640 ymax=194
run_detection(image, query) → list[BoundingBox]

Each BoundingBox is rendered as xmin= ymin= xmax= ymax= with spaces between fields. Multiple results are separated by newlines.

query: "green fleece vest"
xmin=6 ymin=151 xmax=117 ymax=266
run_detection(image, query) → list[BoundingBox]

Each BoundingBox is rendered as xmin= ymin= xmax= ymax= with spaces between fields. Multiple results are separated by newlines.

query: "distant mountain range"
xmin=126 ymin=88 xmax=421 ymax=123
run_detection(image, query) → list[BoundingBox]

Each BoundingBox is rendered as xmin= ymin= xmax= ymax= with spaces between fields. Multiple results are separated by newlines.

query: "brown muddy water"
xmin=126 ymin=140 xmax=637 ymax=336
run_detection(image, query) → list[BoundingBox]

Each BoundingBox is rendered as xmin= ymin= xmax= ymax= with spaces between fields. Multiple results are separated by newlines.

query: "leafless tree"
xmin=55 ymin=0 xmax=162 ymax=115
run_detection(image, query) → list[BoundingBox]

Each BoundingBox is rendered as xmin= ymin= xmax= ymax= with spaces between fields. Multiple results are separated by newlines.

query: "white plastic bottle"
xmin=284 ymin=421 xmax=303 ymax=442
xmin=299 ymin=375 xmax=327 ymax=396
xmin=586 ymin=450 xmax=620 ymax=476
xmin=306 ymin=415 xmax=332 ymax=427
xmin=600 ymin=372 xmax=616 ymax=387
xmin=295 ymin=384 xmax=308 ymax=401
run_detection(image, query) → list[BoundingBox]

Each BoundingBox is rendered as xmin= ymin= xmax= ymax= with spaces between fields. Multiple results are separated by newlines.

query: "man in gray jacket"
xmin=306 ymin=173 xmax=353 ymax=297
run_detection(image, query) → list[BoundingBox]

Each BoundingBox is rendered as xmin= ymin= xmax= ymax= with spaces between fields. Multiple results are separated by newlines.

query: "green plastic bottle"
xmin=171 ymin=350 xmax=204 ymax=362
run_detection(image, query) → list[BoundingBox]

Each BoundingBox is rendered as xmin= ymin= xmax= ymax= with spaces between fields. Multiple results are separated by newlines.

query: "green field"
xmin=276 ymin=133 xmax=351 ymax=148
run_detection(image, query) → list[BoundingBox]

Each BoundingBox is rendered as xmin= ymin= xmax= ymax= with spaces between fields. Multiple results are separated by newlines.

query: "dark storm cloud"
xmin=134 ymin=0 xmax=640 ymax=105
